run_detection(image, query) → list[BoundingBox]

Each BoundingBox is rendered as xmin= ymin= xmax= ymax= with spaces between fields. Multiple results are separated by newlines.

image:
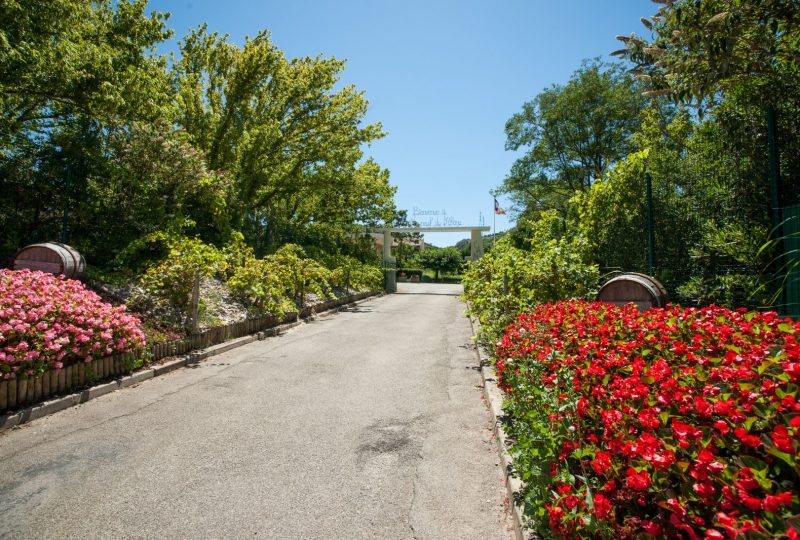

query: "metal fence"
xmin=782 ymin=204 xmax=800 ymax=318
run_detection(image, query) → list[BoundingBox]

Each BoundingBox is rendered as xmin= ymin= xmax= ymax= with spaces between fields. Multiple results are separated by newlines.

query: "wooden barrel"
xmin=596 ymin=272 xmax=667 ymax=311
xmin=13 ymin=243 xmax=86 ymax=278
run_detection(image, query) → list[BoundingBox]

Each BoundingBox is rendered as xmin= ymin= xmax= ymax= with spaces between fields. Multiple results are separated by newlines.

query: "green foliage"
xmin=412 ymin=247 xmax=464 ymax=281
xmin=327 ymin=255 xmax=383 ymax=292
xmin=0 ymin=2 xmax=396 ymax=270
xmin=226 ymin=255 xmax=295 ymax=317
xmin=605 ymin=1 xmax=800 ymax=311
xmin=269 ymin=244 xmax=332 ymax=305
xmin=500 ymin=59 xmax=645 ymax=220
xmin=617 ymin=0 xmax=800 ymax=104
xmin=463 ymin=213 xmax=599 ymax=347
xmin=132 ymin=236 xmax=226 ymax=321
xmin=173 ymin=25 xmax=395 ymax=252
xmin=0 ymin=0 xmax=172 ymax=142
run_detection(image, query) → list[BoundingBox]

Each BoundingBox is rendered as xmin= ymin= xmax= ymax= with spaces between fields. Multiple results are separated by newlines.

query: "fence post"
xmin=645 ymin=172 xmax=655 ymax=276
xmin=767 ymin=104 xmax=785 ymax=313
xmin=189 ymin=276 xmax=201 ymax=333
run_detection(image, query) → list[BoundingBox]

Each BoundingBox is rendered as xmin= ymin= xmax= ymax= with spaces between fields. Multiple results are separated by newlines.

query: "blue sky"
xmin=147 ymin=0 xmax=656 ymax=246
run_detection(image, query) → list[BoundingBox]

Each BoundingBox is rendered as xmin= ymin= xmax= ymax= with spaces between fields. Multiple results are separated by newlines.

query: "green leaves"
xmin=463 ymin=214 xmax=599 ymax=349
xmin=173 ymin=26 xmax=393 ymax=250
xmin=0 ymin=3 xmax=395 ymax=268
xmin=500 ymin=59 xmax=645 ymax=220
xmin=413 ymin=247 xmax=464 ymax=281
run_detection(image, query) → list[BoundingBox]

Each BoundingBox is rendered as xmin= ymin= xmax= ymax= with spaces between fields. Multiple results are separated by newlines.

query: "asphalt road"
xmin=0 ymin=283 xmax=512 ymax=539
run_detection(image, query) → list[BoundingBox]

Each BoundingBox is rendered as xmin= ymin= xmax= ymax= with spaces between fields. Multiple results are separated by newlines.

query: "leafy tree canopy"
xmin=616 ymin=0 xmax=800 ymax=105
xmin=500 ymin=59 xmax=646 ymax=219
xmin=413 ymin=246 xmax=464 ymax=281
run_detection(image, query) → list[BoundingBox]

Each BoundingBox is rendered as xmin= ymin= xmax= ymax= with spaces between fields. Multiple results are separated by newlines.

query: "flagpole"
xmin=493 ymin=201 xmax=496 ymax=250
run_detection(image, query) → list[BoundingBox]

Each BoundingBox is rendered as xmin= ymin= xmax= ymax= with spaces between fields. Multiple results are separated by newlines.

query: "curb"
xmin=467 ymin=313 xmax=531 ymax=540
xmin=0 ymin=291 xmax=383 ymax=432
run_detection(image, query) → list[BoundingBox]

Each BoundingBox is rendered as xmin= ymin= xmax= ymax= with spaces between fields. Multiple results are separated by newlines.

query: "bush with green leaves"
xmin=131 ymin=236 xmax=226 ymax=324
xmin=412 ymin=246 xmax=464 ymax=281
xmin=270 ymin=244 xmax=332 ymax=306
xmin=327 ymin=255 xmax=383 ymax=292
xmin=463 ymin=212 xmax=599 ymax=348
xmin=226 ymin=258 xmax=294 ymax=317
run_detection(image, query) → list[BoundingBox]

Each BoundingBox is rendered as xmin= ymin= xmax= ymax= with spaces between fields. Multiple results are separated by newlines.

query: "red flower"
xmin=741 ymin=495 xmax=763 ymax=511
xmin=625 ymin=468 xmax=651 ymax=491
xmin=492 ymin=300 xmax=800 ymax=539
xmin=591 ymin=451 xmax=612 ymax=475
xmin=733 ymin=427 xmax=762 ymax=448
xmin=762 ymin=491 xmax=793 ymax=513
xmin=693 ymin=481 xmax=715 ymax=499
xmin=771 ymin=425 xmax=795 ymax=454
xmin=593 ymin=493 xmax=612 ymax=520
xmin=713 ymin=420 xmax=730 ymax=434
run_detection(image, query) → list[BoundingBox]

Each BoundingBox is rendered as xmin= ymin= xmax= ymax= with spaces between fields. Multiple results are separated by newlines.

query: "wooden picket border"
xmin=0 ymin=290 xmax=378 ymax=415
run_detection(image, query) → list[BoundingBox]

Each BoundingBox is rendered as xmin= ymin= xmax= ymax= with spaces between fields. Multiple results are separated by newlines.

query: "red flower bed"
xmin=497 ymin=300 xmax=800 ymax=539
xmin=0 ymin=269 xmax=145 ymax=378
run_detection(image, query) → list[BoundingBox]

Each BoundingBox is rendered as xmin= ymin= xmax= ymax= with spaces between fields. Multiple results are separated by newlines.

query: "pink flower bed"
xmin=0 ymin=269 xmax=145 ymax=379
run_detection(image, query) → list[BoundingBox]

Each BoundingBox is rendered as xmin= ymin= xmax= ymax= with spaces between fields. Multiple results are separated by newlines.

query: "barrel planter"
xmin=596 ymin=272 xmax=667 ymax=311
xmin=13 ymin=242 xmax=86 ymax=278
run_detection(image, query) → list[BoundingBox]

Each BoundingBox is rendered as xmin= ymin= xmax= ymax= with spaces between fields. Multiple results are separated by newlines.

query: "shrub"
xmin=131 ymin=236 xmax=227 ymax=325
xmin=0 ymin=269 xmax=145 ymax=378
xmin=271 ymin=244 xmax=333 ymax=305
xmin=496 ymin=300 xmax=800 ymax=538
xmin=227 ymin=256 xmax=295 ymax=316
xmin=463 ymin=216 xmax=599 ymax=348
xmin=328 ymin=255 xmax=383 ymax=291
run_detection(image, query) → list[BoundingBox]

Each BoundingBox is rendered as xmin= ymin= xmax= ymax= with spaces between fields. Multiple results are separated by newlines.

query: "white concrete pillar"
xmin=470 ymin=229 xmax=484 ymax=261
xmin=383 ymin=230 xmax=392 ymax=262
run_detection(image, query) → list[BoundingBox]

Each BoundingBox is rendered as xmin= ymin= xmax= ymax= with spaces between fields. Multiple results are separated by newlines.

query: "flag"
xmin=494 ymin=198 xmax=506 ymax=215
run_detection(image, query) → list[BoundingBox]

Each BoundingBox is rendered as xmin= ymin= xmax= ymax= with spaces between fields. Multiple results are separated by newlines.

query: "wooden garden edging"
xmin=0 ymin=290 xmax=379 ymax=415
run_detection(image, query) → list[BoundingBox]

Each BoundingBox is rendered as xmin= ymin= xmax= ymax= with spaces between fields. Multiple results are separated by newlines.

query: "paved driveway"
xmin=0 ymin=283 xmax=512 ymax=539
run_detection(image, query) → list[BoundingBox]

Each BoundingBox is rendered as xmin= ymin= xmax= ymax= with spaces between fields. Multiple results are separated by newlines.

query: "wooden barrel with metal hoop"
xmin=13 ymin=243 xmax=86 ymax=278
xmin=596 ymin=272 xmax=667 ymax=311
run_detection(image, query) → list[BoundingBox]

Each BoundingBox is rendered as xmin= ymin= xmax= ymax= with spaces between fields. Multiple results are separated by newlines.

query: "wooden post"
xmin=34 ymin=376 xmax=42 ymax=401
xmin=42 ymin=371 xmax=50 ymax=399
xmin=0 ymin=380 xmax=7 ymax=412
xmin=64 ymin=365 xmax=73 ymax=391
xmin=190 ymin=275 xmax=201 ymax=333
xmin=8 ymin=379 xmax=17 ymax=409
xmin=17 ymin=378 xmax=28 ymax=404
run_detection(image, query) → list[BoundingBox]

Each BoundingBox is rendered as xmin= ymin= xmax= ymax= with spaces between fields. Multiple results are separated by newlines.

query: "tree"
xmin=414 ymin=247 xmax=464 ymax=281
xmin=0 ymin=0 xmax=175 ymax=263
xmin=500 ymin=59 xmax=646 ymax=220
xmin=577 ymin=108 xmax=700 ymax=293
xmin=390 ymin=209 xmax=422 ymax=268
xmin=0 ymin=0 xmax=172 ymax=144
xmin=173 ymin=26 xmax=394 ymax=252
xmin=0 ymin=6 xmax=396 ymax=268
xmin=615 ymin=0 xmax=800 ymax=308
xmin=615 ymin=0 xmax=800 ymax=104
